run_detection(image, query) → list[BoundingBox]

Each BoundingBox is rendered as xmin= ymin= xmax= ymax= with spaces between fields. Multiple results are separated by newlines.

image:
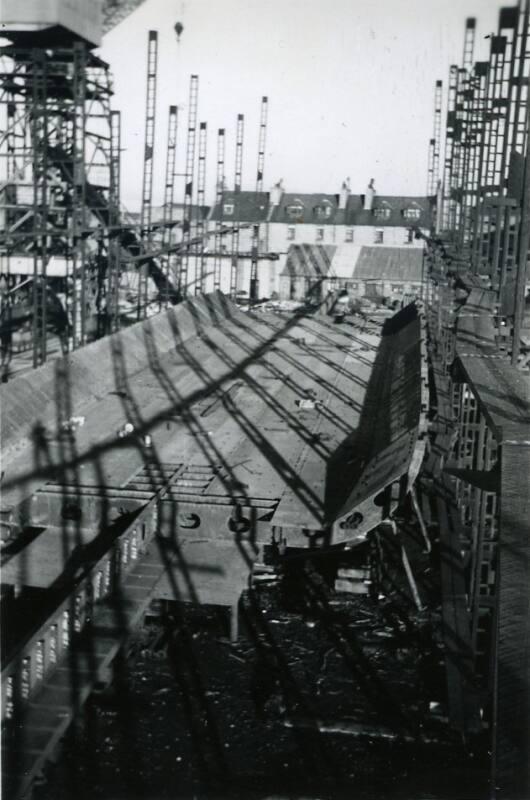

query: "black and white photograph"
xmin=0 ymin=1 xmax=529 ymax=798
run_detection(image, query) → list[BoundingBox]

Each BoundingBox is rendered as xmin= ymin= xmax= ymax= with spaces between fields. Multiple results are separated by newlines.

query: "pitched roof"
xmin=209 ymin=191 xmax=270 ymax=223
xmin=281 ymin=244 xmax=337 ymax=278
xmin=345 ymin=195 xmax=433 ymax=228
xmin=208 ymin=190 xmax=433 ymax=228
xmin=270 ymin=193 xmax=347 ymax=225
xmin=353 ymin=246 xmax=424 ymax=281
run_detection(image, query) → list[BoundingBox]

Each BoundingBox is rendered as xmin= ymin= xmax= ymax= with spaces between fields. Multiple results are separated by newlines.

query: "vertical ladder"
xmin=495 ymin=6 xmax=521 ymax=193
xmin=195 ymin=121 xmax=207 ymax=294
xmin=230 ymin=113 xmax=244 ymax=299
xmin=451 ymin=68 xmax=468 ymax=233
xmin=161 ymin=104 xmax=178 ymax=307
xmin=432 ymin=81 xmax=443 ymax=195
xmin=427 ymin=139 xmax=435 ymax=196
xmin=213 ymin=128 xmax=225 ymax=291
xmin=250 ymin=96 xmax=268 ymax=301
xmin=72 ymin=41 xmax=87 ymax=349
xmin=442 ymin=65 xmax=458 ymax=229
xmin=108 ymin=110 xmax=121 ymax=333
xmin=31 ymin=49 xmax=48 ymax=367
xmin=463 ymin=18 xmax=476 ymax=74
xmin=180 ymin=74 xmax=198 ymax=298
xmin=138 ymin=30 xmax=158 ymax=320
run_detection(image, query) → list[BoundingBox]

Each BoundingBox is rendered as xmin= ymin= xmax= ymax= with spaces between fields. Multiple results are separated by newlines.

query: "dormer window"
xmin=223 ymin=203 xmax=234 ymax=215
xmin=403 ymin=207 xmax=421 ymax=220
xmin=373 ymin=207 xmax=391 ymax=220
xmin=314 ymin=203 xmax=333 ymax=220
xmin=286 ymin=203 xmax=304 ymax=219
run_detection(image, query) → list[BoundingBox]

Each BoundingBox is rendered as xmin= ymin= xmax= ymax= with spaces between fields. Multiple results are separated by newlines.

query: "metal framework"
xmin=180 ymin=74 xmax=198 ymax=298
xmin=195 ymin=121 xmax=207 ymax=294
xmin=107 ymin=109 xmax=121 ymax=333
xmin=213 ymin=128 xmax=225 ymax=291
xmin=138 ymin=30 xmax=158 ymax=320
xmin=424 ymin=9 xmax=530 ymax=793
xmin=427 ymin=81 xmax=443 ymax=199
xmin=463 ymin=17 xmax=477 ymax=72
xmin=0 ymin=41 xmax=116 ymax=375
xmin=230 ymin=113 xmax=244 ymax=298
xmin=442 ymin=65 xmax=459 ymax=229
xmin=250 ymin=96 xmax=268 ymax=301
xmin=160 ymin=104 xmax=178 ymax=308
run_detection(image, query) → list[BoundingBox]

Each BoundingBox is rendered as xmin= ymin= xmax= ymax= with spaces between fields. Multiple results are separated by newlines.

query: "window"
xmin=404 ymin=228 xmax=414 ymax=244
xmin=287 ymin=204 xmax=304 ymax=219
xmin=287 ymin=226 xmax=296 ymax=241
xmin=373 ymin=207 xmax=391 ymax=220
xmin=223 ymin=203 xmax=234 ymax=215
xmin=316 ymin=228 xmax=324 ymax=242
xmin=345 ymin=228 xmax=354 ymax=242
xmin=403 ymin=207 xmax=421 ymax=220
xmin=315 ymin=203 xmax=333 ymax=220
xmin=374 ymin=229 xmax=384 ymax=244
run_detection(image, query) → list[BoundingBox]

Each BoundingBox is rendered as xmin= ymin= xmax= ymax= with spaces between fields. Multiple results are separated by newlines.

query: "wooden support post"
xmin=230 ymin=599 xmax=239 ymax=643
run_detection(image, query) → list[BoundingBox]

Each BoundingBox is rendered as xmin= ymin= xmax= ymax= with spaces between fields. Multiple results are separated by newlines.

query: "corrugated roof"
xmin=353 ymin=246 xmax=424 ymax=281
xmin=281 ymin=244 xmax=337 ymax=278
xmin=209 ymin=191 xmax=270 ymax=223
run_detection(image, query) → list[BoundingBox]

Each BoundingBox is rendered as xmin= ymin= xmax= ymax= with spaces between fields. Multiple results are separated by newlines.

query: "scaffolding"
xmin=213 ymin=128 xmax=225 ymax=291
xmin=250 ymin=95 xmax=268 ymax=301
xmin=138 ymin=30 xmax=158 ymax=320
xmin=423 ymin=11 xmax=530 ymax=796
xmin=160 ymin=104 xmax=178 ymax=308
xmin=180 ymin=74 xmax=198 ymax=298
xmin=195 ymin=121 xmax=207 ymax=294
xmin=0 ymin=40 xmax=116 ymax=373
xmin=230 ymin=113 xmax=244 ymax=298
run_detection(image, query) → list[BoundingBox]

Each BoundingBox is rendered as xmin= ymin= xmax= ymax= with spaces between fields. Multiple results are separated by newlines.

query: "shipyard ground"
xmin=33 ymin=535 xmax=489 ymax=800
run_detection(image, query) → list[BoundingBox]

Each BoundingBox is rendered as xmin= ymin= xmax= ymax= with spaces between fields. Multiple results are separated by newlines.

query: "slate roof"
xmin=353 ymin=247 xmax=424 ymax=281
xmin=208 ymin=190 xmax=433 ymax=229
xmin=269 ymin=193 xmax=346 ymax=225
xmin=345 ymin=195 xmax=433 ymax=228
xmin=209 ymin=191 xmax=270 ymax=223
xmin=280 ymin=244 xmax=337 ymax=278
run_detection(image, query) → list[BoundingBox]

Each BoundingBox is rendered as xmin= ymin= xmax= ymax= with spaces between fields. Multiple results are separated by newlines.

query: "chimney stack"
xmin=363 ymin=178 xmax=375 ymax=211
xmin=339 ymin=177 xmax=351 ymax=210
xmin=270 ymin=179 xmax=284 ymax=206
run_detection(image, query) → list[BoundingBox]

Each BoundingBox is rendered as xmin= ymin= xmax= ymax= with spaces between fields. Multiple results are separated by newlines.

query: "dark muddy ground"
xmin=35 ymin=532 xmax=489 ymax=800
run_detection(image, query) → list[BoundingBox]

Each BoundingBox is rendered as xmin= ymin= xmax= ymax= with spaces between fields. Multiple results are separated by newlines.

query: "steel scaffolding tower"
xmin=138 ymin=30 xmax=158 ymax=320
xmin=0 ymin=40 xmax=116 ymax=373
xmin=213 ymin=128 xmax=225 ymax=291
xmin=427 ymin=81 xmax=443 ymax=198
xmin=106 ymin=109 xmax=121 ymax=333
xmin=180 ymin=74 xmax=198 ymax=298
xmin=230 ymin=113 xmax=244 ymax=298
xmin=195 ymin=121 xmax=207 ymax=295
xmin=250 ymin=96 xmax=268 ymax=301
xmin=463 ymin=17 xmax=476 ymax=73
xmin=160 ymin=104 xmax=178 ymax=308
xmin=442 ymin=65 xmax=458 ymax=229
xmin=427 ymin=138 xmax=435 ymax=196
xmin=31 ymin=50 xmax=49 ymax=367
xmin=436 ymin=0 xmax=530 ymax=355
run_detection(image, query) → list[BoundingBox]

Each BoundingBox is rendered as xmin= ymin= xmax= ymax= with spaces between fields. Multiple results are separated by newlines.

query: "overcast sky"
xmin=98 ymin=0 xmax=501 ymax=211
